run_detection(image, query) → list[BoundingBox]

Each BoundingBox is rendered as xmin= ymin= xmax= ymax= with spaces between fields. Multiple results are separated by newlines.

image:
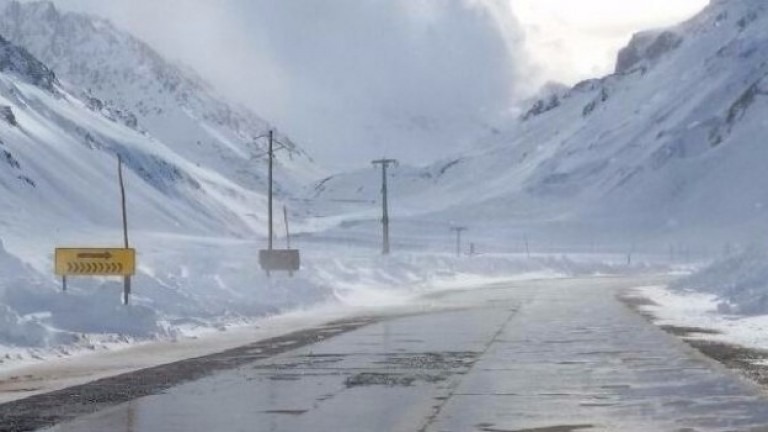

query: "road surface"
xmin=10 ymin=275 xmax=768 ymax=431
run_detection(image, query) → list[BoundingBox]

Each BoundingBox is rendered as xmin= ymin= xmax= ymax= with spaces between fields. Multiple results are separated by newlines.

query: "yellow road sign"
xmin=55 ymin=248 xmax=136 ymax=276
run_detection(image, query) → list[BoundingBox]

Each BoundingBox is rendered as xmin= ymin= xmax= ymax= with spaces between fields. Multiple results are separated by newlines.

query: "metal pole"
xmin=118 ymin=155 xmax=131 ymax=305
xmin=268 ymin=130 xmax=274 ymax=251
xmin=381 ymin=163 xmax=389 ymax=255
xmin=118 ymin=155 xmax=129 ymax=249
xmin=524 ymin=234 xmax=530 ymax=259
xmin=283 ymin=205 xmax=291 ymax=249
xmin=451 ymin=227 xmax=467 ymax=257
xmin=122 ymin=278 xmax=130 ymax=305
xmin=372 ymin=159 xmax=398 ymax=255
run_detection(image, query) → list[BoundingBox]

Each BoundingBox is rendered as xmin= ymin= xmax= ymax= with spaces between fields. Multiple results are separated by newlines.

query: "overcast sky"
xmin=47 ymin=0 xmax=708 ymax=169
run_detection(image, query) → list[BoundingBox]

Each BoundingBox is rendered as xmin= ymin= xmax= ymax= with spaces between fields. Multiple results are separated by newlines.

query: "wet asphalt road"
xmin=24 ymin=276 xmax=768 ymax=431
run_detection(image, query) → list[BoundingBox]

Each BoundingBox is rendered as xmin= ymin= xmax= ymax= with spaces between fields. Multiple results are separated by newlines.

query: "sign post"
xmin=118 ymin=155 xmax=131 ymax=304
xmin=54 ymin=154 xmax=136 ymax=305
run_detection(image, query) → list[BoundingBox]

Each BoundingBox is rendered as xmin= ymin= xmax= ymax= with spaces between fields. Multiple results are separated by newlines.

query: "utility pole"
xmin=372 ymin=158 xmax=398 ymax=255
xmin=118 ymin=155 xmax=131 ymax=305
xmin=451 ymin=227 xmax=468 ymax=257
xmin=255 ymin=130 xmax=301 ymax=276
xmin=268 ymin=130 xmax=274 ymax=251
xmin=524 ymin=234 xmax=530 ymax=259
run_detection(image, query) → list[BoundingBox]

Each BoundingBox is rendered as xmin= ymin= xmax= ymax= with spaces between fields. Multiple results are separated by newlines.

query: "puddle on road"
xmin=345 ymin=371 xmax=448 ymax=388
xmin=342 ymin=350 xmax=480 ymax=387
xmin=266 ymin=374 xmax=302 ymax=381
xmin=261 ymin=409 xmax=307 ymax=415
xmin=262 ymin=371 xmax=343 ymax=382
xmin=252 ymin=353 xmax=347 ymax=370
xmin=477 ymin=424 xmax=595 ymax=432
xmin=375 ymin=351 xmax=478 ymax=370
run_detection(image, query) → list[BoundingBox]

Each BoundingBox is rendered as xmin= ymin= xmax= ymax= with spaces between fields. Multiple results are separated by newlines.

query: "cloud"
xmin=512 ymin=0 xmax=708 ymax=84
xmin=47 ymin=0 xmax=530 ymax=169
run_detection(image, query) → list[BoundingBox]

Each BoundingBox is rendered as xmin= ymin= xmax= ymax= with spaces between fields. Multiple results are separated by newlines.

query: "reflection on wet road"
xmin=41 ymin=277 xmax=768 ymax=432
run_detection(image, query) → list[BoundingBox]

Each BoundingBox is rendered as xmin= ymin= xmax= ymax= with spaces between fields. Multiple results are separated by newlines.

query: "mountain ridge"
xmin=307 ymin=0 xmax=768 ymax=249
xmin=0 ymin=0 xmax=320 ymax=195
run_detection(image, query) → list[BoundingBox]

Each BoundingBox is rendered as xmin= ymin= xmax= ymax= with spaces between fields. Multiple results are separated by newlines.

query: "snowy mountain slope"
xmin=308 ymin=0 xmax=768 ymax=249
xmin=0 ymin=0 xmax=320 ymax=196
xmin=0 ymin=32 xmax=285 ymax=246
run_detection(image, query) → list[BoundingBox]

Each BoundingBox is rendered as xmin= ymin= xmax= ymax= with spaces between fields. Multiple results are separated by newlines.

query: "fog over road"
xmin=25 ymin=276 xmax=768 ymax=431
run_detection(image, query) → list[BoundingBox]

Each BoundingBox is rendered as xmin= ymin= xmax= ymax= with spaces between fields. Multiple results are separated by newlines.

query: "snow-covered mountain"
xmin=310 ymin=0 xmax=768 ymax=250
xmin=0 ymin=31 xmax=276 ymax=243
xmin=0 ymin=0 xmax=336 ymax=259
xmin=0 ymin=0 xmax=318 ymax=195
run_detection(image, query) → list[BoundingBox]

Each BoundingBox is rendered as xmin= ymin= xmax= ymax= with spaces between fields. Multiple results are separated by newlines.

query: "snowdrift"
xmin=672 ymin=246 xmax=768 ymax=316
xmin=0 ymin=229 xmax=660 ymax=367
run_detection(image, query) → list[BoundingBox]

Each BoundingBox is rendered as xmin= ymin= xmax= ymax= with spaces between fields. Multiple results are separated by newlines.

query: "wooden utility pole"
xmin=118 ymin=155 xmax=131 ymax=305
xmin=451 ymin=227 xmax=468 ymax=257
xmin=372 ymin=159 xmax=398 ymax=255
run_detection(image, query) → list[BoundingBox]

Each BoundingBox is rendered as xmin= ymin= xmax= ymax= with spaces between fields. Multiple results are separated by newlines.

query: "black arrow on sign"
xmin=77 ymin=251 xmax=113 ymax=260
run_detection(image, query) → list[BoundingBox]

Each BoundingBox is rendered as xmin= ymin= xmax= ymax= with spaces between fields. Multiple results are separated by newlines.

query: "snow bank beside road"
xmin=636 ymin=285 xmax=768 ymax=353
xmin=671 ymin=246 xmax=768 ymax=315
xmin=636 ymin=246 xmax=768 ymax=354
xmin=0 ymin=233 xmax=663 ymax=369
